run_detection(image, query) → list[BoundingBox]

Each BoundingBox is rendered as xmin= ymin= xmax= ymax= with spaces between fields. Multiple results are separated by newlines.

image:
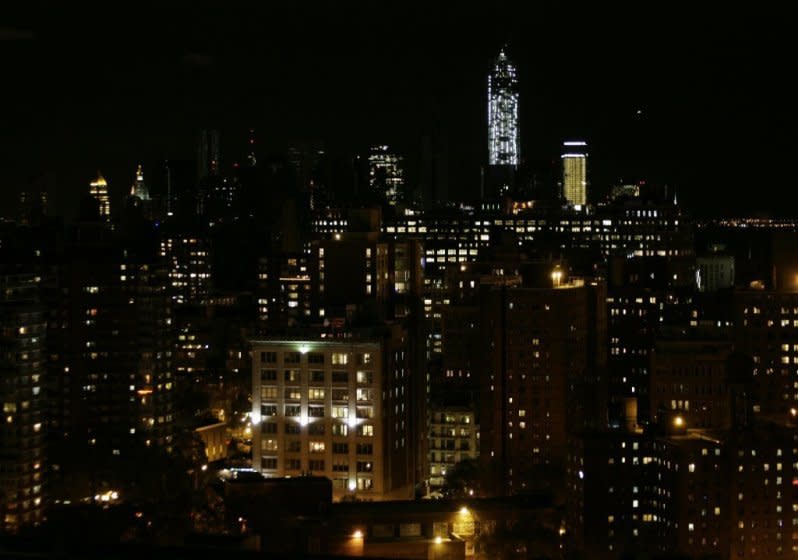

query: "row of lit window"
xmin=261 ymin=387 xmax=374 ymax=401
xmin=261 ymin=405 xmax=374 ymax=419
xmin=261 ymin=369 xmax=373 ymax=384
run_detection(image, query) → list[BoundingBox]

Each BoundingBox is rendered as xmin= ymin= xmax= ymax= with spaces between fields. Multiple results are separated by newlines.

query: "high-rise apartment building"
xmin=650 ymin=338 xmax=734 ymax=429
xmin=0 ymin=272 xmax=46 ymax=532
xmin=256 ymin=253 xmax=312 ymax=332
xmin=567 ymin=415 xmax=798 ymax=560
xmin=251 ymin=326 xmax=421 ymax=501
xmin=479 ymin=273 xmax=607 ymax=494
xmin=47 ymin=232 xmax=175 ymax=464
xmin=733 ymin=288 xmax=798 ymax=416
xmin=428 ymin=406 xmax=479 ymax=490
xmin=159 ymin=232 xmax=212 ymax=306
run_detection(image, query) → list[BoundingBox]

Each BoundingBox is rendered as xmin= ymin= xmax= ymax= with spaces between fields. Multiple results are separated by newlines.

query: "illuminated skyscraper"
xmin=368 ymin=145 xmax=405 ymax=205
xmin=488 ymin=49 xmax=519 ymax=167
xmin=89 ymin=171 xmax=110 ymax=219
xmin=561 ymin=141 xmax=588 ymax=207
xmin=131 ymin=164 xmax=149 ymax=200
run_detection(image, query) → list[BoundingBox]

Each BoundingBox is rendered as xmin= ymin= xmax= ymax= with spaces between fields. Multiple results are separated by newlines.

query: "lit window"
xmin=332 ymin=353 xmax=349 ymax=365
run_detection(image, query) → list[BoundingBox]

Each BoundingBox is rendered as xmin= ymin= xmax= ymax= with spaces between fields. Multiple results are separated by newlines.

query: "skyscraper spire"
xmin=488 ymin=48 xmax=520 ymax=167
xmin=132 ymin=164 xmax=149 ymax=200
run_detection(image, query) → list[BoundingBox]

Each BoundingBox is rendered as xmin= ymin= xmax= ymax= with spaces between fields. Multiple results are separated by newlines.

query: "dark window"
xmin=262 ymin=422 xmax=278 ymax=434
xmin=261 ymin=352 xmax=277 ymax=363
xmin=308 ymin=406 xmax=325 ymax=418
xmin=333 ymin=442 xmax=349 ymax=454
xmin=356 ymin=443 xmax=373 ymax=455
xmin=309 ymin=423 xmax=326 ymax=435
xmin=262 ymin=405 xmax=277 ymax=416
xmin=285 ymin=405 xmax=301 ymax=417
xmin=284 ymin=352 xmax=301 ymax=364
xmin=285 ymin=423 xmax=301 ymax=435
xmin=308 ymin=353 xmax=325 ymax=365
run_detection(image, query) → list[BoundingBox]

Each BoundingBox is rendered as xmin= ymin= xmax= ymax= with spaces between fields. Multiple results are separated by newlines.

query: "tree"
xmin=443 ymin=459 xmax=481 ymax=498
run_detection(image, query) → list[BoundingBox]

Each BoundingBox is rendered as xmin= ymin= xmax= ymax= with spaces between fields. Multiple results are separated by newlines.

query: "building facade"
xmin=251 ymin=328 xmax=419 ymax=501
xmin=0 ymin=272 xmax=46 ymax=532
xmin=479 ymin=276 xmax=607 ymax=495
xmin=428 ymin=406 xmax=479 ymax=490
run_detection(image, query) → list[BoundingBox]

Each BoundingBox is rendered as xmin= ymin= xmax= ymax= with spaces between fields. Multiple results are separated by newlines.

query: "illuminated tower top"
xmin=131 ymin=164 xmax=150 ymax=200
xmin=488 ymin=49 xmax=520 ymax=166
xmin=89 ymin=171 xmax=110 ymax=219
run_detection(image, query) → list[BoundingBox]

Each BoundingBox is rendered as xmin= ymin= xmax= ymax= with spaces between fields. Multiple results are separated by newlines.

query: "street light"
xmin=551 ymin=268 xmax=563 ymax=287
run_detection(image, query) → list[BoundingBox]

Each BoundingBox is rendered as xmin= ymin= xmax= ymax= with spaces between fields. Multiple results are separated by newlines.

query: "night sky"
xmin=1 ymin=2 xmax=794 ymax=217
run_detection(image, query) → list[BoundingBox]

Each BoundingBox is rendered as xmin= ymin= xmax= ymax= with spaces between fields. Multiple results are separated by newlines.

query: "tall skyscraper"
xmin=368 ymin=145 xmax=405 ymax=206
xmin=197 ymin=129 xmax=220 ymax=182
xmin=561 ymin=141 xmax=588 ymax=207
xmin=89 ymin=171 xmax=110 ymax=219
xmin=488 ymin=49 xmax=520 ymax=167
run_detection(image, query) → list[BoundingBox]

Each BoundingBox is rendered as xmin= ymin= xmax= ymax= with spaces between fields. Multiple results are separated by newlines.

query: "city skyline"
xmin=4 ymin=6 xmax=798 ymax=556
xmin=1 ymin=2 xmax=794 ymax=217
